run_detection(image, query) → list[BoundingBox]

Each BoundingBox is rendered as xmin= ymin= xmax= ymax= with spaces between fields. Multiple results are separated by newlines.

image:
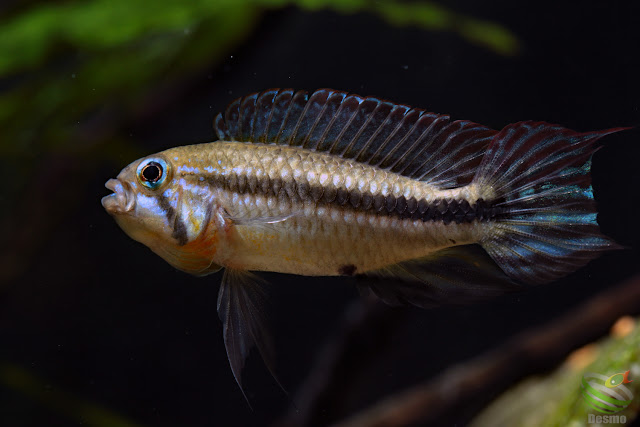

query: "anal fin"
xmin=358 ymin=245 xmax=518 ymax=308
xmin=217 ymin=269 xmax=285 ymax=403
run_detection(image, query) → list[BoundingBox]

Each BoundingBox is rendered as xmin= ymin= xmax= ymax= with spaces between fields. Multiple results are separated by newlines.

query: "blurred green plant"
xmin=0 ymin=0 xmax=518 ymax=77
xmin=471 ymin=318 xmax=640 ymax=427
xmin=0 ymin=0 xmax=519 ymax=161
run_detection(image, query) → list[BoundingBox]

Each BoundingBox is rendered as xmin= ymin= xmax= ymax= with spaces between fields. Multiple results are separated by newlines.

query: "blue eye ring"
xmin=137 ymin=157 xmax=170 ymax=190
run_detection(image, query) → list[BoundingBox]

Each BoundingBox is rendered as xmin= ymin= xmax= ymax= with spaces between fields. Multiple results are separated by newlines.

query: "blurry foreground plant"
xmin=471 ymin=317 xmax=640 ymax=426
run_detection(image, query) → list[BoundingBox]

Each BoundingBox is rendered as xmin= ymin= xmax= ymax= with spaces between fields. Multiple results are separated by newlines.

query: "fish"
xmin=605 ymin=371 xmax=633 ymax=388
xmin=101 ymin=88 xmax=626 ymax=399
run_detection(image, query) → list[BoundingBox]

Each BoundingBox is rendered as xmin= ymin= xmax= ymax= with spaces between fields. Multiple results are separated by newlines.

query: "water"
xmin=1 ymin=3 xmax=639 ymax=427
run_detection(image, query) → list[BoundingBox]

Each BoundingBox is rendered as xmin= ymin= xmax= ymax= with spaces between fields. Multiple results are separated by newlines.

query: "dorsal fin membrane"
xmin=215 ymin=89 xmax=497 ymax=188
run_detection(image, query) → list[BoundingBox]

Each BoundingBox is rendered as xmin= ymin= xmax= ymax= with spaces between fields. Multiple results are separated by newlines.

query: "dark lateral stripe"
xmin=157 ymin=194 xmax=189 ymax=245
xmin=202 ymin=173 xmax=506 ymax=224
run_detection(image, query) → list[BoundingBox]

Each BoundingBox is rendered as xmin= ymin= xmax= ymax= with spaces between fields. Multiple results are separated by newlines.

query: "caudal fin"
xmin=473 ymin=121 xmax=627 ymax=284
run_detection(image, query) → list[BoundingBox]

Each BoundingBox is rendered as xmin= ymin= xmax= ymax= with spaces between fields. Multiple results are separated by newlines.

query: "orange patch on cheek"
xmin=187 ymin=218 xmax=220 ymax=257
xmin=166 ymin=218 xmax=222 ymax=274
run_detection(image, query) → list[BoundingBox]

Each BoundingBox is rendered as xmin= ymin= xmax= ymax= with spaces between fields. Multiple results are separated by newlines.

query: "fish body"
xmin=102 ymin=89 xmax=624 ymax=397
xmin=116 ymin=141 xmax=487 ymax=277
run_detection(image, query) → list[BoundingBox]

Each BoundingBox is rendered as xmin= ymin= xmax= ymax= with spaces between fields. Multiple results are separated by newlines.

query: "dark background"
xmin=1 ymin=1 xmax=639 ymax=426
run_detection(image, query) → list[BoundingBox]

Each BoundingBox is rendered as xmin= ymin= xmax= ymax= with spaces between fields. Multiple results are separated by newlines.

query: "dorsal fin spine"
xmin=289 ymin=91 xmax=315 ymax=147
xmin=274 ymin=90 xmax=301 ymax=144
xmin=326 ymin=95 xmax=363 ymax=153
xmin=356 ymin=104 xmax=408 ymax=164
xmin=267 ymin=90 xmax=291 ymax=143
xmin=384 ymin=113 xmax=441 ymax=171
xmin=396 ymin=116 xmax=449 ymax=175
xmin=423 ymin=131 xmax=491 ymax=183
xmin=308 ymin=91 xmax=347 ymax=151
xmin=367 ymin=107 xmax=414 ymax=166
xmin=290 ymin=90 xmax=318 ymax=147
xmin=300 ymin=90 xmax=331 ymax=149
xmin=371 ymin=111 xmax=419 ymax=168
xmin=411 ymin=121 xmax=471 ymax=178
xmin=353 ymin=102 xmax=397 ymax=162
xmin=337 ymin=98 xmax=378 ymax=157
xmin=257 ymin=89 xmax=278 ymax=144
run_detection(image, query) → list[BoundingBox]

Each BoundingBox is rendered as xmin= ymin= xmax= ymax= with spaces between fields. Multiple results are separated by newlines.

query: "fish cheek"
xmin=160 ymin=216 xmax=223 ymax=276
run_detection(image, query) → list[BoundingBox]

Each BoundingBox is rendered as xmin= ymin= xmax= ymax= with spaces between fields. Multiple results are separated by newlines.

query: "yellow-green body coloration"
xmin=102 ymin=89 xmax=623 ymax=399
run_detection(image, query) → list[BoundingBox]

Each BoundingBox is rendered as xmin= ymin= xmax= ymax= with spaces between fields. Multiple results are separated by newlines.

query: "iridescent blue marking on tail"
xmin=474 ymin=121 xmax=628 ymax=284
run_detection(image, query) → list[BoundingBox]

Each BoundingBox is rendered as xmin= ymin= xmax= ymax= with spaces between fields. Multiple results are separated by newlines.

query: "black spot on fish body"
xmin=338 ymin=264 xmax=357 ymax=276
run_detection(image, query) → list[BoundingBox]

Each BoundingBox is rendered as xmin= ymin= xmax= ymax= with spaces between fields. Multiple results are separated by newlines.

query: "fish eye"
xmin=137 ymin=158 xmax=169 ymax=189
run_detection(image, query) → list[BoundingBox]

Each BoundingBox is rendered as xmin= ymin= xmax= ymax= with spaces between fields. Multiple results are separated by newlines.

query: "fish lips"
xmin=102 ymin=178 xmax=135 ymax=214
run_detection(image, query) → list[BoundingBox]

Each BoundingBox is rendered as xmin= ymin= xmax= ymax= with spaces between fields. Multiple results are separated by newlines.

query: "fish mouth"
xmin=102 ymin=179 xmax=135 ymax=214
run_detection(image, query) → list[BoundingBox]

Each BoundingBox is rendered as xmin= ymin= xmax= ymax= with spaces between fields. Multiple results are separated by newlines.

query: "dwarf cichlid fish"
xmin=102 ymin=89 xmax=625 ymax=397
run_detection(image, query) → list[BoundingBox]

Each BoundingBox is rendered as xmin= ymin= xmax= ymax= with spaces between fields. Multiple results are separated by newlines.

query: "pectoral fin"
xmin=225 ymin=212 xmax=297 ymax=226
xmin=358 ymin=245 xmax=518 ymax=308
xmin=217 ymin=269 xmax=283 ymax=402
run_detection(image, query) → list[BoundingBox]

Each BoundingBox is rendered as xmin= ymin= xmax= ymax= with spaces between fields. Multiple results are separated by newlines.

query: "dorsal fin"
xmin=214 ymin=89 xmax=497 ymax=188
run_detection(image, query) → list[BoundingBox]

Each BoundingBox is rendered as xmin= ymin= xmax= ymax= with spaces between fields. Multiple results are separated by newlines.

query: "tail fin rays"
xmin=474 ymin=122 xmax=627 ymax=285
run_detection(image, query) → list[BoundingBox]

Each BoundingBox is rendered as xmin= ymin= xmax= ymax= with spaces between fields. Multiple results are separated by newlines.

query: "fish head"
xmin=102 ymin=152 xmax=223 ymax=276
